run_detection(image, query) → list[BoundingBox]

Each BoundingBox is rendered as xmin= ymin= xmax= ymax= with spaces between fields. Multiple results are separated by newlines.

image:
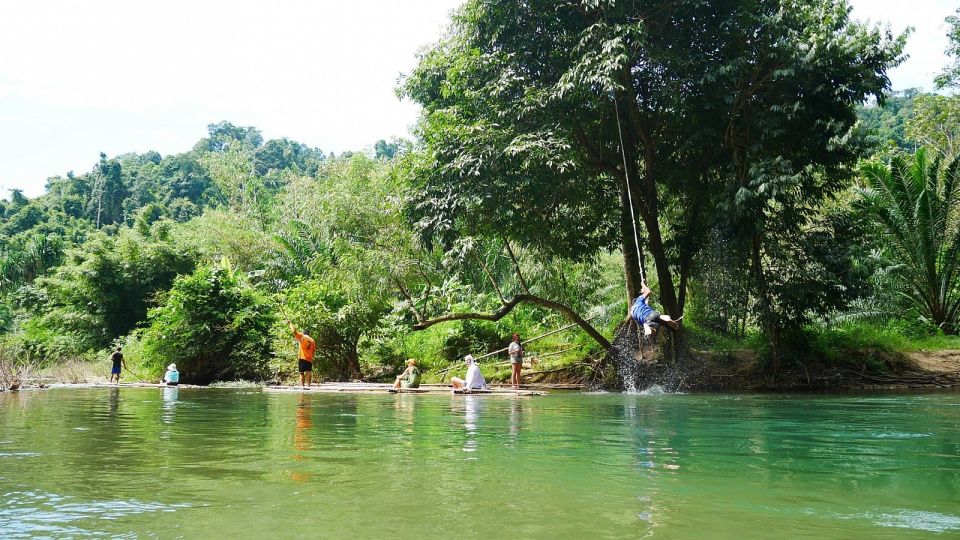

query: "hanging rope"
xmin=613 ymin=95 xmax=646 ymax=286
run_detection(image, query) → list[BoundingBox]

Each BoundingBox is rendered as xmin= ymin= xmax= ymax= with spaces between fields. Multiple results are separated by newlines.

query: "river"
xmin=1 ymin=388 xmax=958 ymax=538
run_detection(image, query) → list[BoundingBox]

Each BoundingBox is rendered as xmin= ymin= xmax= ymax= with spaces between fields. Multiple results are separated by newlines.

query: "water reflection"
xmin=461 ymin=396 xmax=483 ymax=456
xmin=160 ymin=386 xmax=179 ymax=425
xmin=508 ymin=397 xmax=522 ymax=441
xmin=291 ymin=393 xmax=312 ymax=483
xmin=3 ymin=389 xmax=960 ymax=538
xmin=393 ymin=394 xmax=416 ymax=431
xmin=108 ymin=387 xmax=119 ymax=419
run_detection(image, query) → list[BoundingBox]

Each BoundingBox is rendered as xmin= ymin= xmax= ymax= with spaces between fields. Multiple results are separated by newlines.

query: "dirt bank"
xmin=591 ymin=347 xmax=960 ymax=392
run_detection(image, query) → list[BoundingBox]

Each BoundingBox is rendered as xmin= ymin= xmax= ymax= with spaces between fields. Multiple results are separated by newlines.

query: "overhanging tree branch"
xmin=411 ymin=293 xmax=611 ymax=349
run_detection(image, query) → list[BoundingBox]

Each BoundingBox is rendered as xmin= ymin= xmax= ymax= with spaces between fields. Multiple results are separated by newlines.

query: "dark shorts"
xmin=643 ymin=310 xmax=662 ymax=328
xmin=166 ymin=382 xmax=179 ymax=386
xmin=298 ymin=359 xmax=313 ymax=373
xmin=111 ymin=366 xmax=121 ymax=375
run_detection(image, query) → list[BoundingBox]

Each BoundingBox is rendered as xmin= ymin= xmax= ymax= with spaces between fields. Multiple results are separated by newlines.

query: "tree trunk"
xmin=751 ymin=236 xmax=780 ymax=374
xmin=346 ymin=347 xmax=362 ymax=381
xmin=638 ymin=201 xmax=680 ymax=318
xmin=613 ymin=89 xmax=681 ymax=319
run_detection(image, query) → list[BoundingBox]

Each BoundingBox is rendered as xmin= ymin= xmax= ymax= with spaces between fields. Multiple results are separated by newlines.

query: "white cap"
xmin=167 ymin=364 xmax=177 ymax=371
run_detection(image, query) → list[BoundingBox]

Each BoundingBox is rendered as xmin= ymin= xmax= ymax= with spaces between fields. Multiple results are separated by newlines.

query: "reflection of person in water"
xmin=292 ymin=394 xmax=312 ymax=482
xmin=161 ymin=386 xmax=179 ymax=425
xmin=108 ymin=386 xmax=119 ymax=419
xmin=462 ymin=395 xmax=482 ymax=455
xmin=508 ymin=397 xmax=522 ymax=439
xmin=393 ymin=393 xmax=416 ymax=431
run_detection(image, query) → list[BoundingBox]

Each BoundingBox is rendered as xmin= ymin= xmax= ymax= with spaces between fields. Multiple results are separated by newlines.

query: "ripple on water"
xmin=873 ymin=432 xmax=933 ymax=439
xmin=0 ymin=489 xmax=188 ymax=538
xmin=864 ymin=510 xmax=960 ymax=533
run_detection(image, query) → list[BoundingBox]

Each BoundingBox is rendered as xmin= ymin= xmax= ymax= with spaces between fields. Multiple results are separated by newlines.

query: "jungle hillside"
xmin=4 ymin=0 xmax=960 ymax=391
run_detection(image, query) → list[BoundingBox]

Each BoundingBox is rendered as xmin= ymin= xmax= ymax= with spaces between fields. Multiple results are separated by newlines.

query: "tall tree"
xmin=905 ymin=95 xmax=960 ymax=158
xmin=401 ymin=0 xmax=904 ymax=347
xmin=199 ymin=121 xmax=263 ymax=153
xmin=88 ymin=153 xmax=127 ymax=227
xmin=935 ymin=8 xmax=960 ymax=90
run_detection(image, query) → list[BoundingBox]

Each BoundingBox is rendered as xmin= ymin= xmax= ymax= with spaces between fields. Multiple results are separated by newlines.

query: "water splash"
xmin=599 ymin=320 xmax=703 ymax=393
xmin=635 ymin=384 xmax=667 ymax=396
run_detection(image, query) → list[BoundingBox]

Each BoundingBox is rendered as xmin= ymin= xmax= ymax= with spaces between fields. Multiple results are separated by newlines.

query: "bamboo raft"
xmin=45 ymin=382 xmax=204 ymax=389
xmin=26 ymin=381 xmax=578 ymax=395
xmin=262 ymin=382 xmax=548 ymax=396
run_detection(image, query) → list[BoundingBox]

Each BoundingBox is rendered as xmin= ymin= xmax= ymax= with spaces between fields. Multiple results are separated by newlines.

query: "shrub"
xmin=275 ymin=278 xmax=388 ymax=381
xmin=142 ymin=264 xmax=277 ymax=384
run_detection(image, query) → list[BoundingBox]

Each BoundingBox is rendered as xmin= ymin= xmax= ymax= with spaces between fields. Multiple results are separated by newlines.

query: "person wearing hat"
xmin=161 ymin=364 xmax=180 ymax=386
xmin=451 ymin=355 xmax=488 ymax=392
xmin=393 ymin=358 xmax=421 ymax=389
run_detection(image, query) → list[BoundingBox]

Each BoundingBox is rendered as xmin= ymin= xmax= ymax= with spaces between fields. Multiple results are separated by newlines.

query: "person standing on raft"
xmin=452 ymin=355 xmax=488 ymax=392
xmin=630 ymin=284 xmax=680 ymax=340
xmin=109 ymin=347 xmax=126 ymax=384
xmin=508 ymin=333 xmax=523 ymax=388
xmin=290 ymin=323 xmax=316 ymax=388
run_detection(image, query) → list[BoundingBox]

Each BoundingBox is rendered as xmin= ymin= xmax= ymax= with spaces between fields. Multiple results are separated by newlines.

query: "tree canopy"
xmin=400 ymin=0 xmax=906 ymax=360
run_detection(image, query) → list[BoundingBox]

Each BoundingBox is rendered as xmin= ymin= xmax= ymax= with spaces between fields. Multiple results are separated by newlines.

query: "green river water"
xmin=1 ymin=387 xmax=958 ymax=539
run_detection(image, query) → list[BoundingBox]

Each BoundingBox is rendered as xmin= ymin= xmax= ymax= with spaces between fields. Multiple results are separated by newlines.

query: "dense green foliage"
xmin=935 ymin=7 xmax=960 ymax=89
xmin=2 ymin=2 xmax=960 ymax=386
xmin=141 ymin=264 xmax=277 ymax=384
xmin=399 ymin=0 xmax=906 ymax=366
xmin=859 ymin=151 xmax=960 ymax=333
xmin=20 ymin=227 xmax=196 ymax=358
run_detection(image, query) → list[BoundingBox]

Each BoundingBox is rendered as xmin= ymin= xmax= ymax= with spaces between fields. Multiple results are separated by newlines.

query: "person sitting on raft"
xmin=631 ymin=284 xmax=680 ymax=339
xmin=451 ymin=354 xmax=488 ymax=392
xmin=160 ymin=364 xmax=180 ymax=386
xmin=393 ymin=358 xmax=422 ymax=389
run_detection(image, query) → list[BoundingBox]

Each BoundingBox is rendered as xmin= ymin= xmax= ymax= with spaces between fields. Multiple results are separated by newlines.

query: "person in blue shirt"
xmin=160 ymin=364 xmax=180 ymax=386
xmin=630 ymin=284 xmax=679 ymax=340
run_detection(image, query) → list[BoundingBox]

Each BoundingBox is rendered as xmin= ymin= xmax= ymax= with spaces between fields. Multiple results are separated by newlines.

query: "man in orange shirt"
xmin=290 ymin=323 xmax=316 ymax=387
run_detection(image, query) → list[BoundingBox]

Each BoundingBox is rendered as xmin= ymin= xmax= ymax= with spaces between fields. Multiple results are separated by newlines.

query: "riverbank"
xmin=615 ymin=348 xmax=960 ymax=392
xmin=4 ymin=341 xmax=959 ymax=393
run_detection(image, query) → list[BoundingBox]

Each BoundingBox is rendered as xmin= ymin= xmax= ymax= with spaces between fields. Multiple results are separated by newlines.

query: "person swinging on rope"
xmin=630 ymin=283 xmax=680 ymax=341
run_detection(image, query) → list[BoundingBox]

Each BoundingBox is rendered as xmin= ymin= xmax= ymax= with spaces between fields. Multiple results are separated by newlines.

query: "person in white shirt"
xmin=452 ymin=355 xmax=488 ymax=392
xmin=507 ymin=333 xmax=523 ymax=388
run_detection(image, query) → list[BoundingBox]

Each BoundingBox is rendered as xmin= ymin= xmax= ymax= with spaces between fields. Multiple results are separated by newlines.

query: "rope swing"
xmin=613 ymin=95 xmax=646 ymax=286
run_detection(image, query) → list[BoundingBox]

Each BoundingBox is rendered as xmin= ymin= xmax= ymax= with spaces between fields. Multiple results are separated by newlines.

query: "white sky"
xmin=0 ymin=0 xmax=955 ymax=197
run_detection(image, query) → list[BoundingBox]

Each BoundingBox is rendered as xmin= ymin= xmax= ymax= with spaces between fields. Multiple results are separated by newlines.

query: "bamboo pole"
xmin=471 ymin=316 xmax=596 ymax=362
